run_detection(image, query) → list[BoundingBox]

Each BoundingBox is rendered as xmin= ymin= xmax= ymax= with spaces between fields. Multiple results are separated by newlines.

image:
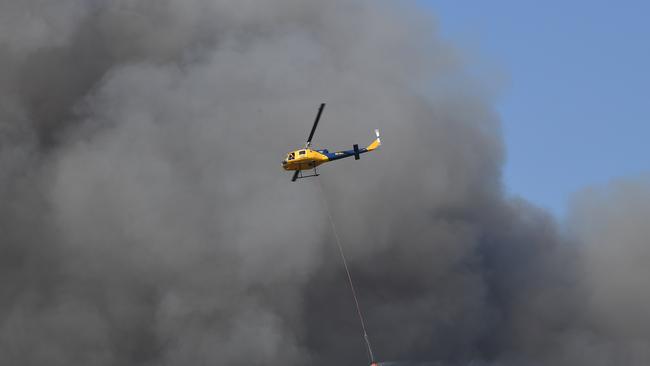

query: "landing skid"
xmin=291 ymin=166 xmax=320 ymax=182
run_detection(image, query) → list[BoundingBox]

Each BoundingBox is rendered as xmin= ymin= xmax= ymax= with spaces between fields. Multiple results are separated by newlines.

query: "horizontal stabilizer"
xmin=353 ymin=144 xmax=360 ymax=160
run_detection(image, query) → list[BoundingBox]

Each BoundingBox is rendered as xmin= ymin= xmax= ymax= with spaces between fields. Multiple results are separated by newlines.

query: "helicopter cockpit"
xmin=282 ymin=151 xmax=295 ymax=167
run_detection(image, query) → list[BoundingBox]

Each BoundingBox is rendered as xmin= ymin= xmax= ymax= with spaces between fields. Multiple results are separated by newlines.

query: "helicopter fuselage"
xmin=281 ymin=146 xmax=373 ymax=171
xmin=282 ymin=148 xmax=329 ymax=171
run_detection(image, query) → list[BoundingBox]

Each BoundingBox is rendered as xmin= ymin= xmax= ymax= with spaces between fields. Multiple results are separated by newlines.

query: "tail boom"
xmin=324 ymin=129 xmax=381 ymax=161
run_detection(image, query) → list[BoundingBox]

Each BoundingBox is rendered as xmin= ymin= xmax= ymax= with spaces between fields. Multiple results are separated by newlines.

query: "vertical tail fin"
xmin=366 ymin=129 xmax=381 ymax=151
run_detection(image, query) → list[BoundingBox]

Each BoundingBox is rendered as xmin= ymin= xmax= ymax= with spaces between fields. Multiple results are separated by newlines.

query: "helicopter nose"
xmin=281 ymin=160 xmax=287 ymax=166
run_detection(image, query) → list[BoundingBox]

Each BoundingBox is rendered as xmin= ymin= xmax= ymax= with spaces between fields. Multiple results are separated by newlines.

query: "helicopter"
xmin=282 ymin=103 xmax=381 ymax=181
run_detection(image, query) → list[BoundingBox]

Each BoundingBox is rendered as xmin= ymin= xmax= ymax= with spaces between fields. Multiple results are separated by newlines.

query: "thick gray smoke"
xmin=1 ymin=1 xmax=649 ymax=365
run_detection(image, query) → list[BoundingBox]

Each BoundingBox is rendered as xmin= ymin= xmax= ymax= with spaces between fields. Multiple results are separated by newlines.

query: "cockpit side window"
xmin=299 ymin=150 xmax=306 ymax=155
xmin=288 ymin=152 xmax=295 ymax=160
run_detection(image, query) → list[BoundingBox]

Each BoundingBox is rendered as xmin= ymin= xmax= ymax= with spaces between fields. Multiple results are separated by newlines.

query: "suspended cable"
xmin=316 ymin=178 xmax=376 ymax=364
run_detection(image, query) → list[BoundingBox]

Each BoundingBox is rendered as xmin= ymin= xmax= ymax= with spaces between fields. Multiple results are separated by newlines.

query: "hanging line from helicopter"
xmin=316 ymin=178 xmax=376 ymax=364
xmin=281 ymin=103 xmax=381 ymax=364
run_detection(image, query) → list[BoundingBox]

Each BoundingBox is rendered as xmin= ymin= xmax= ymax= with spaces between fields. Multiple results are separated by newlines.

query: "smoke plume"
xmin=1 ymin=1 xmax=649 ymax=365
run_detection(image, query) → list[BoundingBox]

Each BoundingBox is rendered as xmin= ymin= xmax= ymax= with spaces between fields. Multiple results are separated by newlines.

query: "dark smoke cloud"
xmin=1 ymin=1 xmax=649 ymax=365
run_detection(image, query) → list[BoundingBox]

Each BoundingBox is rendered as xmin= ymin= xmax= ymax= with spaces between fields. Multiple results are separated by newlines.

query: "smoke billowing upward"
xmin=1 ymin=1 xmax=649 ymax=365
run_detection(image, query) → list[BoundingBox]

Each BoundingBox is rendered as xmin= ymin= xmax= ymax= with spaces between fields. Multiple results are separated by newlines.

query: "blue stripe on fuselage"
xmin=317 ymin=148 xmax=369 ymax=161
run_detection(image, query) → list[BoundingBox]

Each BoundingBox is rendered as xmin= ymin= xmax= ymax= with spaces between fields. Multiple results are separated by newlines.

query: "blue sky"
xmin=420 ymin=1 xmax=650 ymax=217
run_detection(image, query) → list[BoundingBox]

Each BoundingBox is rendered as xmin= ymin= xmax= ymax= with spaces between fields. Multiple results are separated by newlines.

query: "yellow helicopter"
xmin=282 ymin=103 xmax=381 ymax=181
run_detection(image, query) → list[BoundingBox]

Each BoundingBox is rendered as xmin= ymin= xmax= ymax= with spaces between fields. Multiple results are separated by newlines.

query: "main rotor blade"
xmin=306 ymin=103 xmax=325 ymax=147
